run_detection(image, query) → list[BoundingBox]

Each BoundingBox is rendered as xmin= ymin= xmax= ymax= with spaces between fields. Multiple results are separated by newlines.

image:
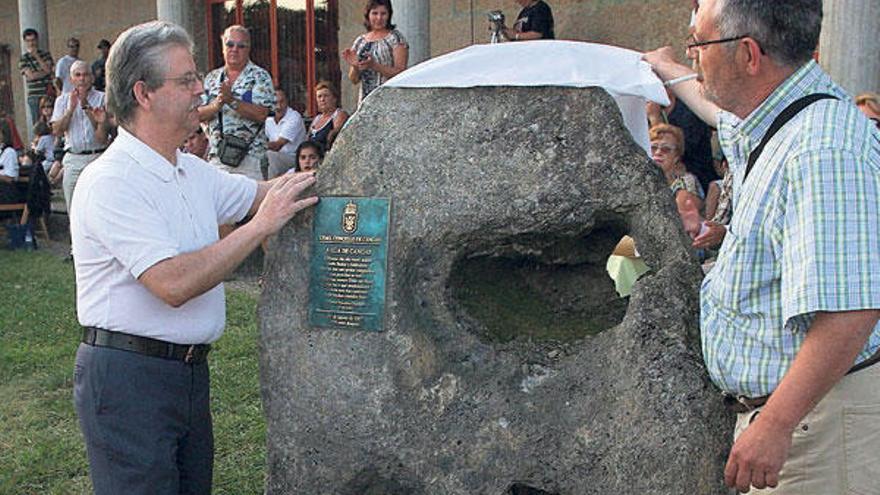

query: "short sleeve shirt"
xmin=670 ymin=172 xmax=705 ymax=199
xmin=202 ymin=61 xmax=276 ymax=161
xmin=264 ymin=107 xmax=306 ymax=157
xmin=70 ymin=127 xmax=258 ymax=344
xmin=19 ymin=49 xmax=54 ymax=97
xmin=0 ymin=146 xmax=18 ymax=178
xmin=701 ymin=61 xmax=880 ymax=397
xmin=51 ymin=88 xmax=106 ymax=152
xmin=352 ymin=29 xmax=408 ymax=104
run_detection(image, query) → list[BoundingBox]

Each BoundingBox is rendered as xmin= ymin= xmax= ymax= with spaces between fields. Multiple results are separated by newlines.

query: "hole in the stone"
xmin=505 ymin=482 xmax=559 ymax=495
xmin=449 ymin=224 xmax=629 ymax=344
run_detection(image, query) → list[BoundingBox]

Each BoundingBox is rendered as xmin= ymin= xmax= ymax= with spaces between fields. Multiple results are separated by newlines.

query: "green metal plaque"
xmin=308 ymin=197 xmax=391 ymax=331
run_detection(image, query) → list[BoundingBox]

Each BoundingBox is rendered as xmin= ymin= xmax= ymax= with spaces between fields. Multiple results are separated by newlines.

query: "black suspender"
xmin=743 ymin=93 xmax=839 ymax=182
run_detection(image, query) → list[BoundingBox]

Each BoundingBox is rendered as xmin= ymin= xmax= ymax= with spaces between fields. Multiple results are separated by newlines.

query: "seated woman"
xmin=31 ymin=121 xmax=55 ymax=173
xmin=0 ymin=126 xmax=25 ymax=213
xmin=309 ymin=81 xmax=349 ymax=151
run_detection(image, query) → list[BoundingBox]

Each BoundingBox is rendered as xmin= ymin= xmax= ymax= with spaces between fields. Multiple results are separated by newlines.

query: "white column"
xmin=17 ymin=0 xmax=49 ymax=50
xmin=394 ymin=0 xmax=430 ymax=67
xmin=17 ymin=0 xmax=49 ymax=139
xmin=819 ymin=0 xmax=880 ymax=94
xmin=157 ymin=0 xmax=194 ymax=37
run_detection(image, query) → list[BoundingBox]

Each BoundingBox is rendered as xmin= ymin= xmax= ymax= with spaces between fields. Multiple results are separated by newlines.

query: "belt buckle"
xmin=184 ymin=345 xmax=195 ymax=364
xmin=735 ymin=394 xmax=755 ymax=412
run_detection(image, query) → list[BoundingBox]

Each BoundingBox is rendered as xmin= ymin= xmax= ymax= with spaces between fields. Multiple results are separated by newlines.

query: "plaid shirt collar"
xmin=716 ymin=60 xmax=822 ymax=157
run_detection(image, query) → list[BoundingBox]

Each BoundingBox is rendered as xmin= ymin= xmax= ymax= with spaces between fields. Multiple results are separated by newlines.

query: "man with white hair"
xmin=645 ymin=0 xmax=880 ymax=493
xmin=51 ymin=59 xmax=108 ymax=214
xmin=71 ymin=21 xmax=316 ymax=493
xmin=198 ymin=24 xmax=275 ymax=181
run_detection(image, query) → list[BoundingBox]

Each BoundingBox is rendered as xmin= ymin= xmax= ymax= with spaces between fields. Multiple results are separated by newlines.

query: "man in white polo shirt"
xmin=70 ymin=21 xmax=317 ymax=494
xmin=265 ymin=86 xmax=306 ymax=178
xmin=51 ymin=59 xmax=109 ymax=214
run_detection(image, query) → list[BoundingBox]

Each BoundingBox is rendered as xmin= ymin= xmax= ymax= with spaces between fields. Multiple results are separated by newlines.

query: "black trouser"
xmin=74 ymin=343 xmax=214 ymax=494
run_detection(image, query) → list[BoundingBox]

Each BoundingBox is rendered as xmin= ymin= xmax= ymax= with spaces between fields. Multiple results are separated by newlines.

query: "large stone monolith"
xmin=259 ymin=86 xmax=733 ymax=494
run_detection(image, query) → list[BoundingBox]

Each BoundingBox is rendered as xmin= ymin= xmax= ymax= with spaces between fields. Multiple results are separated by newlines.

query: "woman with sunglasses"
xmin=650 ymin=123 xmax=704 ymax=240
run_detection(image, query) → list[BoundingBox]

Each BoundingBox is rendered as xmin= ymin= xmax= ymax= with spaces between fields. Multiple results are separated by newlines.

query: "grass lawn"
xmin=0 ymin=249 xmax=266 ymax=494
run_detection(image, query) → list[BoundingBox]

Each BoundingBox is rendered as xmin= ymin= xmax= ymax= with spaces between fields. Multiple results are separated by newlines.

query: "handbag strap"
xmin=744 ymin=93 xmax=838 ymax=182
xmin=214 ymin=71 xmax=264 ymax=146
xmin=217 ymin=71 xmax=226 ymax=135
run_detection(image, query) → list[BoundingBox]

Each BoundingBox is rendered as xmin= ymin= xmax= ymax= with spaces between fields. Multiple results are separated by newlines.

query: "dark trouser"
xmin=73 ymin=343 xmax=214 ymax=494
xmin=27 ymin=94 xmax=42 ymax=125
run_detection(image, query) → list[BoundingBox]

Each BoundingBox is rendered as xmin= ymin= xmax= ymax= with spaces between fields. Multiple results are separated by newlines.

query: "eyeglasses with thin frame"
xmin=687 ymin=34 xmax=765 ymax=55
xmin=224 ymin=40 xmax=249 ymax=49
xmin=162 ymin=72 xmax=205 ymax=89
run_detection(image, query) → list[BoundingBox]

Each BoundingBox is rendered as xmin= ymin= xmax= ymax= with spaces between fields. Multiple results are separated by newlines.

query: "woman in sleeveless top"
xmin=342 ymin=0 xmax=409 ymax=107
xmin=309 ymin=81 xmax=349 ymax=151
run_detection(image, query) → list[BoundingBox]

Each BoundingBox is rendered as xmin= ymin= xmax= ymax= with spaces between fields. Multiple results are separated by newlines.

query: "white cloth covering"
xmin=385 ymin=41 xmax=670 ymax=153
xmin=71 ymin=127 xmax=257 ymax=344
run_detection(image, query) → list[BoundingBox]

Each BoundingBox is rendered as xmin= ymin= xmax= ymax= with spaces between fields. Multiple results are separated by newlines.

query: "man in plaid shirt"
xmin=645 ymin=0 xmax=880 ymax=493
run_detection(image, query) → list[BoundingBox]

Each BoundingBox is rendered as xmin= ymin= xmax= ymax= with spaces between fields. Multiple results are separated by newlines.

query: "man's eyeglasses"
xmin=686 ymin=34 xmax=747 ymax=49
xmin=650 ymin=144 xmax=678 ymax=154
xmin=224 ymin=40 xmax=249 ymax=49
xmin=163 ymin=72 xmax=205 ymax=89
xmin=687 ymin=34 xmax=765 ymax=54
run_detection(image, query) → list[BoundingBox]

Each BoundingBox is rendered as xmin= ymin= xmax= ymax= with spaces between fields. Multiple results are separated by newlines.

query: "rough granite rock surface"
xmin=259 ymin=86 xmax=734 ymax=495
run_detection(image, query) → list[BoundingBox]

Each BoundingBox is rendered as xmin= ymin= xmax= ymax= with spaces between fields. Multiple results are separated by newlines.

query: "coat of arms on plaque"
xmin=342 ymin=201 xmax=359 ymax=233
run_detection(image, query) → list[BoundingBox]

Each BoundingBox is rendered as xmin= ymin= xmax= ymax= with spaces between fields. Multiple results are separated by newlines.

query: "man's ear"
xmin=132 ymin=80 xmax=152 ymax=111
xmin=740 ymin=37 xmax=764 ymax=76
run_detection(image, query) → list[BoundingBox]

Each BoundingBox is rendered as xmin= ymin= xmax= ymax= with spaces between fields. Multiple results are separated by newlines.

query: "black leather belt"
xmin=68 ymin=149 xmax=106 ymax=155
xmin=82 ymin=327 xmax=210 ymax=364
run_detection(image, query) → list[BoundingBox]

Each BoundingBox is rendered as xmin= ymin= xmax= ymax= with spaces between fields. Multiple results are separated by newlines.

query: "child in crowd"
xmin=294 ymin=140 xmax=324 ymax=173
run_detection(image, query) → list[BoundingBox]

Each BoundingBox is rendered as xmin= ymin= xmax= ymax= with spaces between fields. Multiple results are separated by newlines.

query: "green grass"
xmin=0 ymin=250 xmax=265 ymax=494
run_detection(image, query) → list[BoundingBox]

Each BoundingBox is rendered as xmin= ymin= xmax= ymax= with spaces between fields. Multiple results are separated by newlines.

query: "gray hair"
xmin=715 ymin=0 xmax=821 ymax=67
xmin=222 ymin=24 xmax=250 ymax=42
xmin=70 ymin=59 xmax=90 ymax=76
xmin=105 ymin=21 xmax=193 ymax=126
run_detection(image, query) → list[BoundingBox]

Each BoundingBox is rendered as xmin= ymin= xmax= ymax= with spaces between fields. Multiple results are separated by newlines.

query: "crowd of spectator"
xmin=2 ymin=0 xmax=874 ymax=271
xmin=4 ymin=2 xmax=880 ymax=494
xmin=2 ymin=0 xmax=562 ymax=220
